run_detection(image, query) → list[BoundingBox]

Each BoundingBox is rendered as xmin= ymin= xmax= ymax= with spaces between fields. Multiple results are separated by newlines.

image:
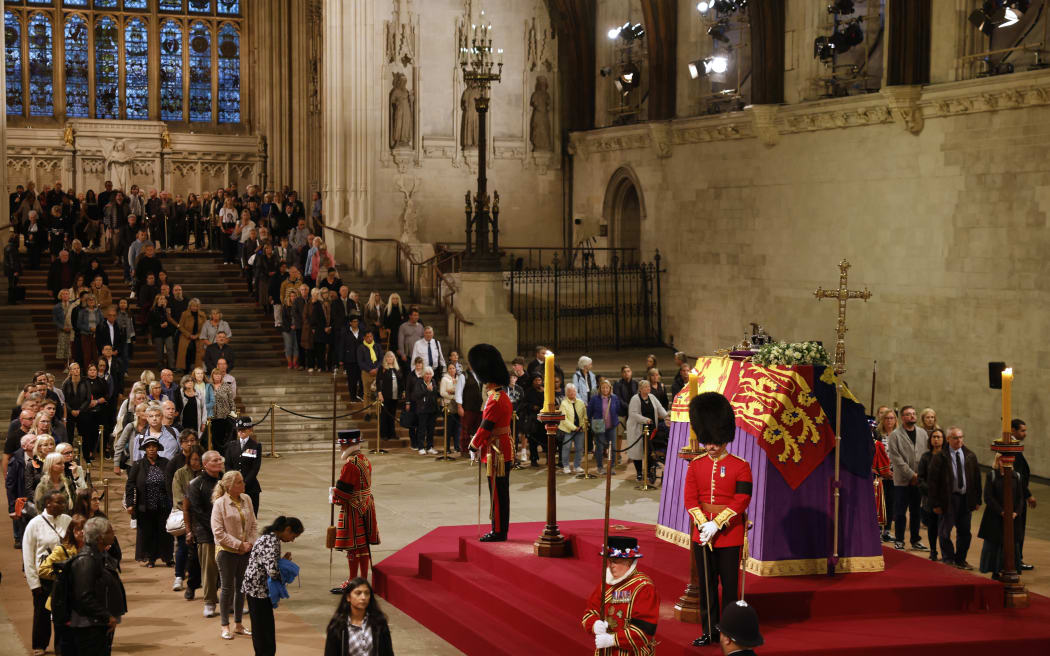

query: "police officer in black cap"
xmin=224 ymin=415 xmax=263 ymax=515
xmin=717 ymin=600 xmax=763 ymax=655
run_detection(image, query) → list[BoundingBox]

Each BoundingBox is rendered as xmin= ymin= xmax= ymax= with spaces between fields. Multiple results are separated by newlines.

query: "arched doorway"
xmin=602 ymin=167 xmax=646 ymax=264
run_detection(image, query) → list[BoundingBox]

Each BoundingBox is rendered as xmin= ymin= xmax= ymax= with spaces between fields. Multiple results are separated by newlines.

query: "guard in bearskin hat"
xmin=717 ymin=600 xmax=764 ymax=655
xmin=467 ymin=343 xmax=514 ymax=542
xmin=329 ymin=429 xmax=380 ymax=592
xmin=581 ymin=535 xmax=659 ymax=655
xmin=224 ymin=415 xmax=263 ymax=514
xmin=683 ymin=392 xmax=753 ymax=647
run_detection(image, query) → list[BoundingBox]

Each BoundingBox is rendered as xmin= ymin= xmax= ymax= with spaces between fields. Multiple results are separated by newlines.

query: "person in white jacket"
xmin=22 ymin=491 xmax=72 ymax=656
xmin=439 ymin=364 xmax=461 ymax=452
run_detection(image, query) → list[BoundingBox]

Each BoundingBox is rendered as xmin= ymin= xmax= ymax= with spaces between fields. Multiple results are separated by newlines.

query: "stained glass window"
xmin=188 ymin=21 xmax=210 ymax=122
xmin=4 ymin=10 xmax=22 ymax=116
xmin=27 ymin=13 xmax=52 ymax=117
xmin=217 ymin=0 xmax=238 ymax=15
xmin=63 ymin=14 xmax=88 ymax=117
xmin=123 ymin=17 xmax=148 ymax=119
xmin=26 ymin=0 xmax=54 ymax=5
xmin=94 ymin=15 xmax=118 ymax=118
xmin=159 ymin=0 xmax=182 ymax=11
xmin=188 ymin=0 xmax=210 ymax=13
xmin=62 ymin=0 xmax=88 ymax=6
xmin=159 ymin=19 xmax=182 ymax=120
xmin=123 ymin=0 xmax=147 ymax=9
xmin=93 ymin=0 xmax=116 ymax=7
xmin=216 ymin=23 xmax=238 ymax=123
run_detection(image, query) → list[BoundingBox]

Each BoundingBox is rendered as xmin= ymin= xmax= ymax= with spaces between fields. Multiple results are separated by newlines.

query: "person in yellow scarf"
xmin=356 ymin=331 xmax=384 ymax=407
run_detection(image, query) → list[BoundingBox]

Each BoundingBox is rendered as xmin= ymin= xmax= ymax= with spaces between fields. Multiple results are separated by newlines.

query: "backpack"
xmin=49 ymin=549 xmax=86 ymax=626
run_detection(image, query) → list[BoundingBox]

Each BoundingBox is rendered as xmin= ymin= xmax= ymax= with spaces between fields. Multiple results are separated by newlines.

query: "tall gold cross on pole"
xmin=814 ymin=259 xmax=872 ymax=375
xmin=813 ymin=259 xmax=872 ymax=575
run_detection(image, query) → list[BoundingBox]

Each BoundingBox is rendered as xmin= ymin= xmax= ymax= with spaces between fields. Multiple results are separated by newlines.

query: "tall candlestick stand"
xmin=674 ymin=443 xmax=704 ymax=624
xmin=534 ymin=405 xmax=571 ymax=557
xmin=635 ymin=425 xmax=655 ymax=490
xmin=992 ymin=434 xmax=1028 ymax=608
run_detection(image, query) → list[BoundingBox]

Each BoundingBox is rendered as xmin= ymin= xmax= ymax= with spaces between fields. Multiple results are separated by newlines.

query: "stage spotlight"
xmin=842 ymin=19 xmax=864 ymax=48
xmin=626 ymin=23 xmax=646 ymax=41
xmin=827 ymin=0 xmax=855 ymax=14
xmin=813 ymin=35 xmax=835 ymax=61
xmin=607 ymin=26 xmax=621 ymax=40
xmin=688 ymin=55 xmax=729 ymax=79
xmin=697 ymin=1 xmax=711 ymax=13
xmin=1002 ymin=6 xmax=1020 ymax=27
xmin=713 ymin=0 xmax=736 ymax=13
xmin=614 ymin=63 xmax=641 ymax=95
xmin=969 ymin=2 xmax=1008 ymax=36
xmin=708 ymin=18 xmax=730 ymax=43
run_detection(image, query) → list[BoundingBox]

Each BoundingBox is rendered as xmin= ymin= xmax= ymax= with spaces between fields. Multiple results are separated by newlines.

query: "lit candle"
xmin=543 ymin=351 xmax=555 ymax=411
xmin=1001 ymin=367 xmax=1013 ymax=436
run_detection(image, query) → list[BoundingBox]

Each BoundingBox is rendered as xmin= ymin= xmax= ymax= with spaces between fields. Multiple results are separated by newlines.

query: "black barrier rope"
xmin=275 ymin=402 xmax=375 ymax=421
xmin=249 ymin=405 xmax=273 ymax=427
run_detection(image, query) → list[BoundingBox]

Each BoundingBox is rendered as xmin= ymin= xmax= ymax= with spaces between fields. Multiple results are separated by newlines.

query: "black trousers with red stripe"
xmin=487 ymin=468 xmax=510 ymax=535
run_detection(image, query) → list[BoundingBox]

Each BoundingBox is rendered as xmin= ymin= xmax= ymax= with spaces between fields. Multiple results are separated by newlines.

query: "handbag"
xmin=591 ymin=417 xmax=606 ymax=434
xmin=165 ymin=509 xmax=187 ymax=536
xmin=399 ymin=408 xmax=416 ymax=429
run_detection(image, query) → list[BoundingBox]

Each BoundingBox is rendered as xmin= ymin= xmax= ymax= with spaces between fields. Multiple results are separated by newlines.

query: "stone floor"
xmin=0 ymin=447 xmax=1046 ymax=656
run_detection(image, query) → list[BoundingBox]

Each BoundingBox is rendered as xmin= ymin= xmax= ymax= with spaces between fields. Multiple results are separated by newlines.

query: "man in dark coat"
xmin=927 ymin=426 xmax=982 ymax=570
xmin=1009 ymin=419 xmax=1036 ymax=570
xmin=46 ymin=249 xmax=76 ymax=300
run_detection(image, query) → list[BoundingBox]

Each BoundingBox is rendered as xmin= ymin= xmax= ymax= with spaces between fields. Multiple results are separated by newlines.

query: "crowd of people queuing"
xmin=871 ymin=405 xmax=1036 ymax=579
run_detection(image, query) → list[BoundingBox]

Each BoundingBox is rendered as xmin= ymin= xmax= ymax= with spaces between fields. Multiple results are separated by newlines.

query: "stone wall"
xmin=570 ymin=71 xmax=1050 ymax=476
xmin=322 ymin=0 xmax=563 ymax=250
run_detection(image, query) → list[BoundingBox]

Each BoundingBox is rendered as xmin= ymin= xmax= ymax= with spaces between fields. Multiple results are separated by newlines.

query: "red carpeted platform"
xmin=373 ymin=520 xmax=1050 ymax=655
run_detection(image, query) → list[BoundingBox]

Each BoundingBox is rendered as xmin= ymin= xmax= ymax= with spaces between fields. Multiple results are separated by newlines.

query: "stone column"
xmin=322 ymin=0 xmax=378 ymax=235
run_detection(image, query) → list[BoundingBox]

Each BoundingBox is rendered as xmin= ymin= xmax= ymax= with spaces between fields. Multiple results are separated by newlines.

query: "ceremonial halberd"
xmin=657 ymin=357 xmax=884 ymax=576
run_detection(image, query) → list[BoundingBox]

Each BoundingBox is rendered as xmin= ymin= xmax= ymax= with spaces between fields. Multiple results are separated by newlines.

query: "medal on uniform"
xmin=720 ymin=465 xmax=726 ymax=478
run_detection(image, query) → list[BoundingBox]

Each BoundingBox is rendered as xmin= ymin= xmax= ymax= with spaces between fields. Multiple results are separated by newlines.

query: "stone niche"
xmin=6 ymin=119 xmax=263 ymax=197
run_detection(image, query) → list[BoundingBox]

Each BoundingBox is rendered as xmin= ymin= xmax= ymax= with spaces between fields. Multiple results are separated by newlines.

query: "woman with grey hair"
xmin=626 ymin=380 xmax=669 ymax=484
xmin=68 ymin=516 xmax=126 ymax=654
xmin=558 ymin=383 xmax=588 ymax=474
xmin=411 ymin=366 xmax=440 ymax=455
xmin=573 ymin=356 xmax=597 ymax=403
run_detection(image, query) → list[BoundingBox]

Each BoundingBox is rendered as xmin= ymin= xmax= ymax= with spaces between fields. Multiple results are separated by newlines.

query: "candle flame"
xmin=1003 ymin=367 xmax=1013 ymax=375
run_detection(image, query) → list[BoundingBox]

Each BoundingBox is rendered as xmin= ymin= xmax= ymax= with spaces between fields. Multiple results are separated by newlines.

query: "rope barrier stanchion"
xmin=206 ymin=418 xmax=213 ymax=452
xmin=435 ymin=404 xmax=457 ymax=462
xmin=635 ymin=424 xmax=655 ymax=491
xmin=97 ymin=424 xmax=104 ymax=483
xmin=102 ymin=478 xmax=110 ymax=517
xmin=370 ymin=399 xmax=387 ymax=455
xmin=577 ymin=421 xmax=597 ymax=480
xmin=265 ymin=402 xmax=280 ymax=458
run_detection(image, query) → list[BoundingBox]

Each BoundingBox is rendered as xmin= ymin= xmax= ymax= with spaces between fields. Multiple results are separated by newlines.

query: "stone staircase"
xmin=0 ymin=306 xmax=49 ymax=398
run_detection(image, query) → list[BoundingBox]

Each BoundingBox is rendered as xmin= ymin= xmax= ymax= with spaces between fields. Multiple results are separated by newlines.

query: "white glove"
xmin=595 ymin=633 xmax=615 ymax=649
xmin=592 ymin=620 xmax=608 ymax=635
xmin=699 ymin=520 xmax=718 ymax=545
xmin=328 ymin=487 xmax=335 ymax=504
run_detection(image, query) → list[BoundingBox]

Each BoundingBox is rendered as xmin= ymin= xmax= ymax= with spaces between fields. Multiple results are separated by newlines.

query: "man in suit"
xmin=224 ymin=416 xmax=262 ymax=515
xmin=928 ymin=426 xmax=982 ymax=570
xmin=342 ymin=315 xmax=364 ymax=401
xmin=99 ymin=344 xmax=125 ymax=409
xmin=887 ymin=405 xmax=930 ymax=552
xmin=95 ymin=306 xmax=127 ymax=367
xmin=330 ymin=285 xmax=351 ymax=372
xmin=1010 ymin=419 xmax=1037 ymax=570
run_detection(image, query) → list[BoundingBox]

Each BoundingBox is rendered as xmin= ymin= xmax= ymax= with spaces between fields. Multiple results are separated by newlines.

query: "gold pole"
xmin=636 ymin=425 xmax=654 ymax=491
xmin=435 ymin=404 xmax=456 ymax=461
xmin=266 ymin=402 xmax=280 ymax=458
xmin=97 ymin=425 xmax=104 ymax=482
xmin=102 ymin=478 xmax=110 ymax=517
xmin=576 ymin=419 xmax=596 ymax=479
xmin=370 ymin=399 xmax=386 ymax=455
xmin=206 ymin=418 xmax=212 ymax=452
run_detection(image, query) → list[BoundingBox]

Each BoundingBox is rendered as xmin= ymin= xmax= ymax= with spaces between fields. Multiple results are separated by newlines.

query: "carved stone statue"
xmin=460 ymin=85 xmax=481 ymax=149
xmin=63 ymin=124 xmax=74 ymax=146
xmin=529 ymin=76 xmax=552 ymax=152
xmin=160 ymin=128 xmax=172 ymax=150
xmin=389 ymin=72 xmax=413 ymax=149
xmin=101 ymin=138 xmax=136 ymax=192
xmin=396 ymin=175 xmax=420 ymax=243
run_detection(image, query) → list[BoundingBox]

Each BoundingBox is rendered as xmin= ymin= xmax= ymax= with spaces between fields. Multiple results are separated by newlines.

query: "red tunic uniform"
xmin=683 ymin=452 xmax=753 ymax=547
xmin=332 ymin=452 xmax=380 ymax=557
xmin=581 ymin=569 xmax=659 ymax=656
xmin=872 ymin=439 xmax=892 ymax=526
xmin=469 ymin=388 xmax=514 ymax=464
